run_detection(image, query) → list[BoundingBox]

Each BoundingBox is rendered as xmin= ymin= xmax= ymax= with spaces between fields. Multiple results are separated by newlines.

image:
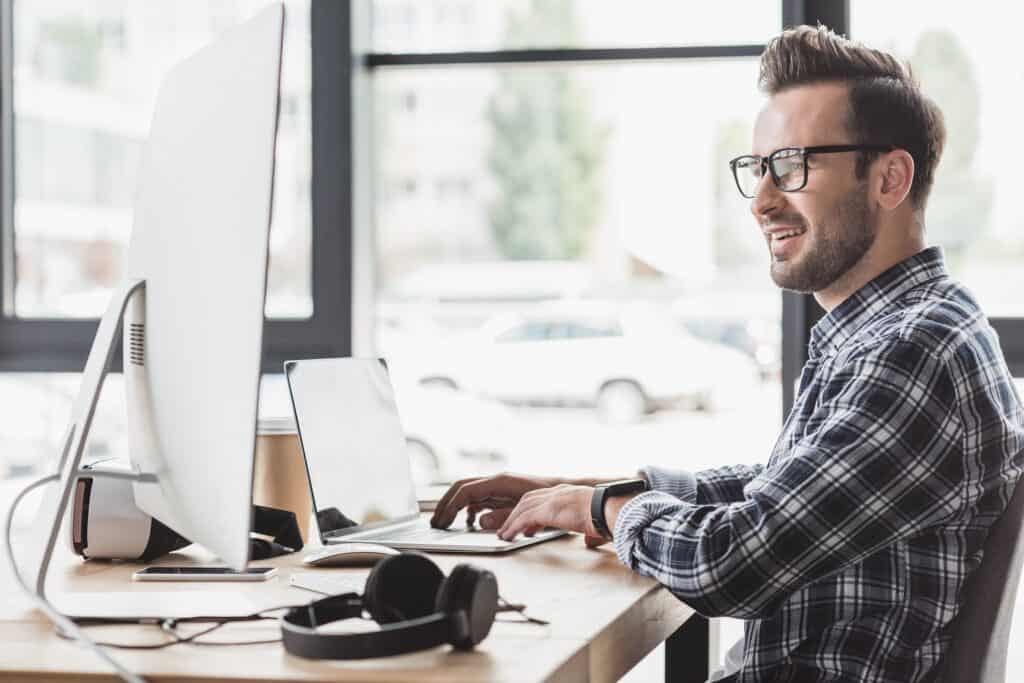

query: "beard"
xmin=769 ymin=183 xmax=877 ymax=293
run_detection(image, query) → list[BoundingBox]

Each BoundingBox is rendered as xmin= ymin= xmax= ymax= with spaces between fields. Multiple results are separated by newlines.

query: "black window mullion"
xmin=781 ymin=291 xmax=824 ymax=414
xmin=364 ymin=45 xmax=764 ymax=68
xmin=262 ymin=0 xmax=352 ymax=374
xmin=0 ymin=319 xmax=102 ymax=372
xmin=784 ymin=0 xmax=848 ymax=34
xmin=993 ymin=319 xmax=1024 ymax=377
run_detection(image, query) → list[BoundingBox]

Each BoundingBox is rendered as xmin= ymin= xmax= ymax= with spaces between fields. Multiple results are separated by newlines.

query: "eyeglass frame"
xmin=728 ymin=144 xmax=896 ymax=199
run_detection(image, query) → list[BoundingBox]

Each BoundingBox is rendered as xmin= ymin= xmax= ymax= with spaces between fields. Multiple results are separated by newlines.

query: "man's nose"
xmin=750 ymin=172 xmax=785 ymax=221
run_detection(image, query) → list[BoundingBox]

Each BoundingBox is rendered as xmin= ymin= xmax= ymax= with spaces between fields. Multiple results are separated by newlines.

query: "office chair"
xmin=938 ymin=477 xmax=1024 ymax=683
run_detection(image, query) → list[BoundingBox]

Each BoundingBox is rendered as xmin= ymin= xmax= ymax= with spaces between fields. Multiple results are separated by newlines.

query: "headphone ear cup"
xmin=364 ymin=552 xmax=444 ymax=624
xmin=436 ymin=564 xmax=498 ymax=650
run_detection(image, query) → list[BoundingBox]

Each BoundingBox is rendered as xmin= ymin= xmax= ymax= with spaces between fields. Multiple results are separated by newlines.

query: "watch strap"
xmin=590 ymin=486 xmax=612 ymax=540
xmin=590 ymin=479 xmax=648 ymax=540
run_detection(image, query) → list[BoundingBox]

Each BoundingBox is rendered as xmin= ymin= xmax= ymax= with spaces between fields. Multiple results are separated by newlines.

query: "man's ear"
xmin=875 ymin=149 xmax=914 ymax=210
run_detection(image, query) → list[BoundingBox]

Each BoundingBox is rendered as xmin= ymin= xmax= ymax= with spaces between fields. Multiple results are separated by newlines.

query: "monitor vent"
xmin=128 ymin=323 xmax=145 ymax=367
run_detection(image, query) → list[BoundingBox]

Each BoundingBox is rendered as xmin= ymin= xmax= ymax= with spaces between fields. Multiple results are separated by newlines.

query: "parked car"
xmin=678 ymin=315 xmax=780 ymax=382
xmin=405 ymin=304 xmax=759 ymax=423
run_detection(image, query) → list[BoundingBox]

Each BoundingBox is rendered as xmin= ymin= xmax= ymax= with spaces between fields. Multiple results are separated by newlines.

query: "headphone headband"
xmin=280 ymin=553 xmax=495 ymax=660
xmin=281 ymin=606 xmax=453 ymax=659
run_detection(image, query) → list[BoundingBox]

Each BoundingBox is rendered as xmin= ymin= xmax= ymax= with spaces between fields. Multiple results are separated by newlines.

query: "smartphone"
xmin=132 ymin=566 xmax=278 ymax=582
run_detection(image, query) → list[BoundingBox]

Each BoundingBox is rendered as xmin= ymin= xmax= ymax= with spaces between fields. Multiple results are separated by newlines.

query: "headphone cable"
xmin=497 ymin=597 xmax=549 ymax=625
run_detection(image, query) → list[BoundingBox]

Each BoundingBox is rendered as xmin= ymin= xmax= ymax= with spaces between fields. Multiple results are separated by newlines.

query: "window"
xmin=371 ymin=0 xmax=779 ymax=52
xmin=11 ymin=0 xmax=312 ymax=320
xmin=0 ymin=0 xmax=325 ymax=486
xmin=560 ymin=321 xmax=622 ymax=340
xmin=361 ymin=3 xmax=782 ymax=493
xmin=496 ymin=322 xmax=551 ymax=344
xmin=851 ymin=2 xmax=1024 ymax=318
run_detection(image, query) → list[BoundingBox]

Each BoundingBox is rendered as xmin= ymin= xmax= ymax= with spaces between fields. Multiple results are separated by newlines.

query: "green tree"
xmin=36 ymin=19 xmax=103 ymax=86
xmin=910 ymin=30 xmax=992 ymax=265
xmin=485 ymin=0 xmax=608 ymax=260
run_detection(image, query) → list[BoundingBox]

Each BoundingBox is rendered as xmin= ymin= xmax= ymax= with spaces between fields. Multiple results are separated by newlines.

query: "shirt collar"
xmin=808 ymin=247 xmax=947 ymax=359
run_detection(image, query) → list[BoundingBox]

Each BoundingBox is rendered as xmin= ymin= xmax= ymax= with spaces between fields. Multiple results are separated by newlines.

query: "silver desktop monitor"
xmin=15 ymin=2 xmax=283 ymax=601
xmin=123 ymin=2 xmax=283 ymax=573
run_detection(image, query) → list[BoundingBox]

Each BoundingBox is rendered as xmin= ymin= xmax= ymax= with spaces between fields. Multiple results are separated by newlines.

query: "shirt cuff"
xmin=638 ymin=465 xmax=697 ymax=503
xmin=612 ymin=489 xmax=691 ymax=570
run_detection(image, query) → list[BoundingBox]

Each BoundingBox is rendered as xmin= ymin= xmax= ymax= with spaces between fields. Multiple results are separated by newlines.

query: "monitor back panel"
xmin=125 ymin=5 xmax=283 ymax=570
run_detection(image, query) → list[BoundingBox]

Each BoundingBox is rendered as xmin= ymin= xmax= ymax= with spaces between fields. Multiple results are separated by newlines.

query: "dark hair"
xmin=759 ymin=25 xmax=945 ymax=209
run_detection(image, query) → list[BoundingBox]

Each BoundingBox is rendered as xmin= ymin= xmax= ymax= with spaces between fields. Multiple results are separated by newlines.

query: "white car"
xmin=410 ymin=306 xmax=759 ymax=423
xmin=393 ymin=383 xmax=510 ymax=486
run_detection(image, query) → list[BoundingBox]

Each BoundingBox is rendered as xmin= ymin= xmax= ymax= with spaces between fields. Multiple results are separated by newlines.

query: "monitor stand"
xmin=3 ymin=278 xmax=157 ymax=600
xmin=1 ymin=278 xmax=158 ymax=683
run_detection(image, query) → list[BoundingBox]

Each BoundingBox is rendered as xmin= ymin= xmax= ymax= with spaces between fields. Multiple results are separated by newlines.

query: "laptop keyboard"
xmin=355 ymin=523 xmax=516 ymax=547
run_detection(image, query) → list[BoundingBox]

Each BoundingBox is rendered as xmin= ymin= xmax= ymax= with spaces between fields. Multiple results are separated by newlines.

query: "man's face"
xmin=751 ymin=82 xmax=878 ymax=293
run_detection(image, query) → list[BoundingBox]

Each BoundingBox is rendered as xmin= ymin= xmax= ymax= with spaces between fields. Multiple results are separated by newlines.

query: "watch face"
xmin=608 ymin=479 xmax=648 ymax=495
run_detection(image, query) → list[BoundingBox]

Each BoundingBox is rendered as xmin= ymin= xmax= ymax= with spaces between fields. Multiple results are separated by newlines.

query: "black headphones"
xmin=281 ymin=552 xmax=499 ymax=659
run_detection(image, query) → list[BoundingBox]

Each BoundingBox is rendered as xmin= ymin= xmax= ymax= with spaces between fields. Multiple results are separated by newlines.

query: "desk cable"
xmin=65 ymin=605 xmax=301 ymax=650
xmin=4 ymin=473 xmax=147 ymax=683
xmin=67 ymin=598 xmax=551 ymax=651
xmin=6 ymin=478 xmax=551 ymax=677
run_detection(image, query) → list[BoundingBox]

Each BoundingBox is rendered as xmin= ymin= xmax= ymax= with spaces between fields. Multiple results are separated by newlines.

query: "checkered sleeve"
xmin=693 ymin=464 xmax=765 ymax=504
xmin=613 ymin=339 xmax=964 ymax=619
xmin=637 ymin=465 xmax=698 ymax=502
xmin=638 ymin=463 xmax=764 ymax=506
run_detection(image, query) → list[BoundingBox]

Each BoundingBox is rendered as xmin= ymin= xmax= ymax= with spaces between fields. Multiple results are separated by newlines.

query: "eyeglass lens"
xmin=770 ymin=149 xmax=805 ymax=191
xmin=733 ymin=149 xmax=807 ymax=198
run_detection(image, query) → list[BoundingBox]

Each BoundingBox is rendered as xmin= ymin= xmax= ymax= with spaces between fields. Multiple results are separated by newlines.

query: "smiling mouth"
xmin=769 ymin=227 xmax=807 ymax=243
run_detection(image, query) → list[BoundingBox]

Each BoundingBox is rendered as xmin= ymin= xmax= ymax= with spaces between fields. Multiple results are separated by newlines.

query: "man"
xmin=430 ymin=25 xmax=1024 ymax=683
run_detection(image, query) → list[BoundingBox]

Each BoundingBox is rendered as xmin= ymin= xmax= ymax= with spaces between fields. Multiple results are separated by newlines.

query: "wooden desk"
xmin=0 ymin=533 xmax=707 ymax=682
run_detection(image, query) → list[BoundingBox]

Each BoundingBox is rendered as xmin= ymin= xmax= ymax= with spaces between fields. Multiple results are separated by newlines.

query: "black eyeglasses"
xmin=729 ymin=144 xmax=895 ymax=199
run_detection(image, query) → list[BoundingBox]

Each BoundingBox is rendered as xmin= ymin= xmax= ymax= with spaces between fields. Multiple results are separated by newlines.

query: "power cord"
xmin=65 ymin=604 xmax=307 ymax=650
xmin=496 ymin=597 xmax=550 ymax=625
xmin=4 ymin=473 xmax=147 ymax=683
xmin=6 ymin=478 xmax=550 ymax=674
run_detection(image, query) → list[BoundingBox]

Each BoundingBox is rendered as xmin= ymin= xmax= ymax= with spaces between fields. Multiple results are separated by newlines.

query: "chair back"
xmin=939 ymin=479 xmax=1024 ymax=682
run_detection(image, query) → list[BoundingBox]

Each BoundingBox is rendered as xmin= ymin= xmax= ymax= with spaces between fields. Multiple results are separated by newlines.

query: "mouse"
xmin=301 ymin=543 xmax=401 ymax=567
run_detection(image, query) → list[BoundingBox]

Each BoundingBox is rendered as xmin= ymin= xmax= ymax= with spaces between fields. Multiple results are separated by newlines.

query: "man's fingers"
xmin=466 ymin=503 xmax=480 ymax=529
xmin=431 ymin=477 xmax=481 ymax=528
xmin=478 ymin=508 xmax=512 ymax=530
xmin=498 ymin=496 xmax=548 ymax=540
xmin=432 ymin=477 xmax=526 ymax=529
xmin=431 ymin=479 xmax=492 ymax=528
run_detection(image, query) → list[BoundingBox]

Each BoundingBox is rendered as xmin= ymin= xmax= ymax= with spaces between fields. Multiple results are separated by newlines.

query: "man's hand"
xmin=429 ymin=473 xmax=561 ymax=530
xmin=496 ymin=484 xmax=607 ymax=548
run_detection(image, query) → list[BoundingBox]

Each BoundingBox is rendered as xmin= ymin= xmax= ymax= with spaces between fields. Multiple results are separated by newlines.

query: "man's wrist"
xmin=602 ymin=491 xmax=643 ymax=539
xmin=590 ymin=479 xmax=649 ymax=539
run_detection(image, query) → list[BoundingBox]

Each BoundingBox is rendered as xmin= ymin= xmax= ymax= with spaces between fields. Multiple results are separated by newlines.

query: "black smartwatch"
xmin=590 ymin=479 xmax=649 ymax=540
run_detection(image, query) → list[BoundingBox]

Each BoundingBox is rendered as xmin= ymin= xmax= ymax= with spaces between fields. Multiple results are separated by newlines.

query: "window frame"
xmin=0 ymin=0 xmax=352 ymax=374
xmin=0 ymin=0 xmax=1020 ymax=408
xmin=782 ymin=2 xmax=1024 ymax=413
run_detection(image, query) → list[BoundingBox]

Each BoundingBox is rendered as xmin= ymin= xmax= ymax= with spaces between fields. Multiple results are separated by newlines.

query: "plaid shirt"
xmin=614 ymin=247 xmax=1024 ymax=683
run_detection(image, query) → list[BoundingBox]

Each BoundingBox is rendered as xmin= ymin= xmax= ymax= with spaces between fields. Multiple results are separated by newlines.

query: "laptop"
xmin=283 ymin=357 xmax=567 ymax=553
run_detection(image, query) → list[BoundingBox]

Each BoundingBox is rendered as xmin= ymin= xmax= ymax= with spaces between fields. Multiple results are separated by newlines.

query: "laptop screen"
xmin=285 ymin=358 xmax=419 ymax=538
